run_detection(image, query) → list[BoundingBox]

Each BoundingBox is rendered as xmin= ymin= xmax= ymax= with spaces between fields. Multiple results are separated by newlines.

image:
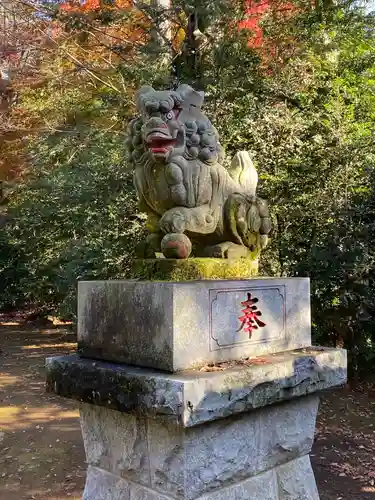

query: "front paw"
xmin=159 ymin=209 xmax=187 ymax=234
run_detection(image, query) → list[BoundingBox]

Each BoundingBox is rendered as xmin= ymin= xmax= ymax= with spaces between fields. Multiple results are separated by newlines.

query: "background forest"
xmin=1 ymin=0 xmax=375 ymax=379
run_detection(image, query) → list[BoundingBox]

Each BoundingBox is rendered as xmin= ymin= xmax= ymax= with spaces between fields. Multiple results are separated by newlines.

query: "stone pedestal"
xmin=46 ymin=278 xmax=347 ymax=500
xmin=77 ymin=278 xmax=311 ymax=371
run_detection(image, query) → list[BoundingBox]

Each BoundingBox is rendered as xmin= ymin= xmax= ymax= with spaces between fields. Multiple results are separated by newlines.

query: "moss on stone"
xmin=131 ymin=257 xmax=259 ymax=281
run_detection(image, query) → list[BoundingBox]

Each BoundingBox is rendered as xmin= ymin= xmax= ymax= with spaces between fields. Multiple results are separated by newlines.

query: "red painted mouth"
xmin=146 ymin=132 xmax=176 ymax=155
xmin=150 ymin=141 xmax=176 ymax=154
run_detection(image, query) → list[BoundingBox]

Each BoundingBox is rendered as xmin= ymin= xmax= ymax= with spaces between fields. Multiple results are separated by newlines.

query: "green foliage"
xmin=0 ymin=226 xmax=29 ymax=310
xmin=2 ymin=128 xmax=145 ymax=319
xmin=206 ymin=1 xmax=375 ymax=378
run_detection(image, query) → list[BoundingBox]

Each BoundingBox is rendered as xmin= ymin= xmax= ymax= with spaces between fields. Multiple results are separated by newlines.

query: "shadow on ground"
xmin=0 ymin=325 xmax=86 ymax=500
xmin=1 ymin=324 xmax=375 ymax=499
xmin=312 ymin=386 xmax=375 ymax=499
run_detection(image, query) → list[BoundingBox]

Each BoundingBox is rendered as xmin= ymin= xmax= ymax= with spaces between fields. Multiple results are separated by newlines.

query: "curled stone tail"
xmin=227 ymin=151 xmax=258 ymax=196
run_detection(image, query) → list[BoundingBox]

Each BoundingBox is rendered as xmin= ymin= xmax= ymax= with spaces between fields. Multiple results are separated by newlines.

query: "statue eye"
xmin=166 ymin=111 xmax=174 ymax=120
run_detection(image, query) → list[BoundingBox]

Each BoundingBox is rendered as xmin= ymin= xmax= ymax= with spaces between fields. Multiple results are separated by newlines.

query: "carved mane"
xmin=127 ymin=85 xmax=225 ymax=168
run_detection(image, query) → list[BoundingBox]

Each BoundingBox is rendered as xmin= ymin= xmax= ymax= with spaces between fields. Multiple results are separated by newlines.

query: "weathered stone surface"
xmin=259 ymin=397 xmax=318 ymax=470
xmin=46 ymin=355 xmax=184 ymax=423
xmin=78 ymin=278 xmax=311 ymax=372
xmin=147 ymin=417 xmax=184 ymax=496
xmin=180 ymin=346 xmax=345 ymax=427
xmin=147 ymin=396 xmax=318 ymax=499
xmin=82 ymin=466 xmax=172 ymax=500
xmin=196 ymin=469 xmax=278 ymax=500
xmin=277 ymin=455 xmax=319 ymax=500
xmin=80 ymin=404 xmax=149 ymax=484
xmin=194 ymin=455 xmax=319 ymax=500
xmin=131 ymin=484 xmax=173 ymax=500
xmin=46 ymin=347 xmax=347 ymax=427
xmin=78 ymin=280 xmax=175 ymax=371
xmin=79 ymin=397 xmax=318 ymax=500
xmin=82 ymin=465 xmax=130 ymax=500
xmin=81 ymin=457 xmax=320 ymax=500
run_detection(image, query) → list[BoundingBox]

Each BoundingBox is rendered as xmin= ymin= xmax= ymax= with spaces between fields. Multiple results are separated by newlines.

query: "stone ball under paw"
xmin=161 ymin=233 xmax=192 ymax=259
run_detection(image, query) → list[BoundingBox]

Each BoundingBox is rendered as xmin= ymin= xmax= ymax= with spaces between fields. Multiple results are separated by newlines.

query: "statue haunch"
xmin=127 ymin=84 xmax=271 ymax=260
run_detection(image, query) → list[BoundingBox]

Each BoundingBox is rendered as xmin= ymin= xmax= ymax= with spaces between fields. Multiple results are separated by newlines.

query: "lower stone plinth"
xmin=82 ymin=454 xmax=318 ymax=500
xmin=46 ymin=347 xmax=346 ymax=500
xmin=79 ymin=396 xmax=319 ymax=500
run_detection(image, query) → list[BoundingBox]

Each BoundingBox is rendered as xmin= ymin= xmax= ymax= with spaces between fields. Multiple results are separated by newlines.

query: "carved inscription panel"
xmin=210 ymin=286 xmax=286 ymax=350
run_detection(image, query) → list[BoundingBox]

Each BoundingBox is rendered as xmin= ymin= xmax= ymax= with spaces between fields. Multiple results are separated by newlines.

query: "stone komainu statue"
xmin=127 ymin=84 xmax=271 ymax=260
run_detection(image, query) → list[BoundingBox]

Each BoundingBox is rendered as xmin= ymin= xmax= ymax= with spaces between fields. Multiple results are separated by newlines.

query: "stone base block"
xmin=82 ymin=457 xmax=318 ymax=500
xmin=77 ymin=278 xmax=311 ymax=371
xmin=79 ymin=396 xmax=319 ymax=500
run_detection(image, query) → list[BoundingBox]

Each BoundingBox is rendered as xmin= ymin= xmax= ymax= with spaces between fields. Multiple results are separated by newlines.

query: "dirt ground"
xmin=1 ymin=324 xmax=375 ymax=500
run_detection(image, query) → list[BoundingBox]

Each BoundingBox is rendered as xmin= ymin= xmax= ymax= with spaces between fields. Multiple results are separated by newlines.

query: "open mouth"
xmin=146 ymin=131 xmax=176 ymax=155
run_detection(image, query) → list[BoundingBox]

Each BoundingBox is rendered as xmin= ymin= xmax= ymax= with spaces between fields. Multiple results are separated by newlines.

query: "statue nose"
xmin=147 ymin=117 xmax=168 ymax=129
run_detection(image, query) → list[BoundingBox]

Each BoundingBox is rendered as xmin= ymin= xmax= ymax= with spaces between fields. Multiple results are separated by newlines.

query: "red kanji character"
xmin=237 ymin=292 xmax=266 ymax=338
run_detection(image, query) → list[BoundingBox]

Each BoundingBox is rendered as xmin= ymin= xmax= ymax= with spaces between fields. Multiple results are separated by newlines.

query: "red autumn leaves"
xmin=60 ymin=0 xmax=132 ymax=12
xmin=240 ymin=0 xmax=297 ymax=48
